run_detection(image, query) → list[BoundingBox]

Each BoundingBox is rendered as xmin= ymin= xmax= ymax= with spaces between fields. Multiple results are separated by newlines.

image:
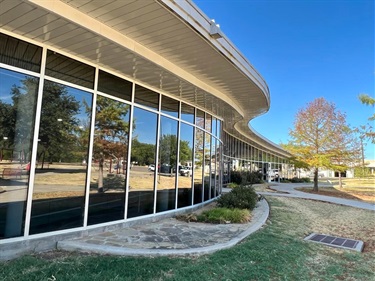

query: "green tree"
xmin=287 ymin=97 xmax=353 ymax=191
xmin=327 ymin=126 xmax=361 ymax=188
xmin=358 ymin=94 xmax=375 ymax=143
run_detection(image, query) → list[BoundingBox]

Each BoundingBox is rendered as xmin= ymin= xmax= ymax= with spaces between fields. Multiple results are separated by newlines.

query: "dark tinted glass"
xmin=178 ymin=123 xmax=194 ymax=208
xmin=205 ymin=114 xmax=212 ymax=133
xmin=46 ymin=50 xmax=95 ymax=89
xmin=0 ymin=68 xmax=38 ymax=239
xmin=161 ymin=96 xmax=179 ymax=118
xmin=194 ymin=129 xmax=204 ymax=204
xmin=181 ymin=103 xmax=194 ymax=123
xmin=134 ymin=85 xmax=159 ymax=110
xmin=196 ymin=109 xmax=204 ymax=128
xmin=98 ymin=70 xmax=132 ymax=101
xmin=30 ymin=81 xmax=93 ymax=234
xmin=156 ymin=116 xmax=178 ymax=213
xmin=0 ymin=33 xmax=42 ymax=72
xmin=88 ymin=95 xmax=131 ymax=225
xmin=127 ymin=107 xmax=157 ymax=218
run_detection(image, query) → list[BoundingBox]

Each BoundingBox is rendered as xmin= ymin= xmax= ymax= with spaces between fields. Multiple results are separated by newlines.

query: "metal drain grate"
xmin=304 ymin=233 xmax=364 ymax=252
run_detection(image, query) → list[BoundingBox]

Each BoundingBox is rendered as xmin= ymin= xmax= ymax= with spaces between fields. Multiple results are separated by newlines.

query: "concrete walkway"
xmin=259 ymin=182 xmax=375 ymax=211
xmin=58 ymin=183 xmax=373 ymax=257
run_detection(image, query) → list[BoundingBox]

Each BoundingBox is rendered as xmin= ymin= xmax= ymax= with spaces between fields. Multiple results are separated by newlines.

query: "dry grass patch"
xmin=270 ymin=197 xmax=375 ymax=252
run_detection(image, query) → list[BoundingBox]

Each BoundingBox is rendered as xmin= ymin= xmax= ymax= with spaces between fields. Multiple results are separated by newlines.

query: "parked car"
xmin=148 ymin=164 xmax=155 ymax=171
xmin=269 ymin=169 xmax=279 ymax=177
xmin=179 ymin=166 xmax=192 ymax=177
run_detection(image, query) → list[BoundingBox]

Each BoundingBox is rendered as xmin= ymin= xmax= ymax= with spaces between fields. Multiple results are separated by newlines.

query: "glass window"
xmin=217 ymin=120 xmax=222 ymax=139
xmin=211 ymin=117 xmax=217 ymax=137
xmin=205 ymin=114 xmax=212 ymax=133
xmin=88 ymin=95 xmax=131 ymax=225
xmin=0 ymin=33 xmax=42 ymax=72
xmin=194 ymin=128 xmax=204 ymax=204
xmin=177 ymin=123 xmax=193 ymax=208
xmin=210 ymin=136 xmax=216 ymax=199
xmin=181 ymin=103 xmax=194 ymax=124
xmin=134 ymin=85 xmax=159 ymax=110
xmin=98 ymin=70 xmax=132 ymax=102
xmin=196 ymin=109 xmax=204 ymax=129
xmin=156 ymin=116 xmax=178 ymax=213
xmin=0 ymin=68 xmax=39 ymax=239
xmin=46 ymin=50 xmax=95 ymax=89
xmin=127 ymin=107 xmax=157 ymax=218
xmin=204 ymin=133 xmax=211 ymax=201
xmin=30 ymin=81 xmax=93 ymax=234
xmin=161 ymin=96 xmax=179 ymax=118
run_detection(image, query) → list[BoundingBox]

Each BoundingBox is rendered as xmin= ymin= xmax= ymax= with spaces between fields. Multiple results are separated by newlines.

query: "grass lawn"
xmin=297 ymin=178 xmax=375 ymax=204
xmin=1 ymin=196 xmax=374 ymax=281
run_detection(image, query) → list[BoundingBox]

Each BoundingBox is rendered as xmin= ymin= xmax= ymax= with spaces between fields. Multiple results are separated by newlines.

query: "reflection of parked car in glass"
xmin=179 ymin=166 xmax=192 ymax=177
xmin=269 ymin=169 xmax=279 ymax=177
xmin=148 ymin=164 xmax=155 ymax=171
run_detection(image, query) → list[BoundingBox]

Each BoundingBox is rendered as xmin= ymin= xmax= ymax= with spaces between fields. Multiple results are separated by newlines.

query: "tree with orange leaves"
xmin=286 ymin=97 xmax=360 ymax=191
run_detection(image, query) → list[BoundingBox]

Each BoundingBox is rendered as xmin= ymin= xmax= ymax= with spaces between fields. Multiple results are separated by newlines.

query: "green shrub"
xmin=197 ymin=207 xmax=251 ymax=224
xmin=230 ymin=171 xmax=263 ymax=185
xmin=290 ymin=177 xmax=311 ymax=183
xmin=227 ymin=182 xmax=239 ymax=189
xmin=230 ymin=171 xmax=243 ymax=184
xmin=217 ymin=185 xmax=258 ymax=210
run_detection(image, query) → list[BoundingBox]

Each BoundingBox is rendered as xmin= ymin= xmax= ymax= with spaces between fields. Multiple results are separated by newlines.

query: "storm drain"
xmin=304 ymin=233 xmax=364 ymax=252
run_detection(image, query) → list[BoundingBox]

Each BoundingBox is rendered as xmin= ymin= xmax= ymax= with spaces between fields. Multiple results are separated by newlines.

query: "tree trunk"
xmin=98 ymin=156 xmax=104 ymax=193
xmin=313 ymin=168 xmax=319 ymax=192
xmin=338 ymin=172 xmax=342 ymax=188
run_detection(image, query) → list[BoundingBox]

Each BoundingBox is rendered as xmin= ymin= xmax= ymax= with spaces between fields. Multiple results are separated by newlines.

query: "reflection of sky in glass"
xmin=180 ymin=124 xmax=193 ymax=148
xmin=133 ymin=107 xmax=157 ymax=144
xmin=0 ymin=68 xmax=34 ymax=103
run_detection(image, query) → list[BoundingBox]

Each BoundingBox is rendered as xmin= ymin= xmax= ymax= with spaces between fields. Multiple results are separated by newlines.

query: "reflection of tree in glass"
xmin=0 ymin=77 xmax=39 ymax=163
xmin=159 ymin=134 xmax=177 ymax=167
xmin=131 ymin=139 xmax=155 ymax=166
xmin=195 ymin=129 xmax=204 ymax=167
xmin=0 ymin=77 xmax=38 ymax=163
xmin=91 ymin=96 xmax=131 ymax=193
xmin=179 ymin=139 xmax=192 ymax=164
xmin=37 ymin=81 xmax=83 ymax=167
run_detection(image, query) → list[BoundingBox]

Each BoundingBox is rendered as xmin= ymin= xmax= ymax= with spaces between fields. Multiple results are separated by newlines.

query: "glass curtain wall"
xmin=29 ymin=50 xmax=95 ymax=234
xmin=0 ymin=69 xmax=39 ymax=238
xmin=0 ymin=32 xmax=232 ymax=240
xmin=87 ymin=71 xmax=132 ymax=225
xmin=156 ymin=116 xmax=178 ymax=212
xmin=178 ymin=123 xmax=194 ymax=208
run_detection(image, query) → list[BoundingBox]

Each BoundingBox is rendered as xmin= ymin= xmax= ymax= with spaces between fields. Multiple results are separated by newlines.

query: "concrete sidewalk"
xmin=259 ymin=182 xmax=375 ymax=211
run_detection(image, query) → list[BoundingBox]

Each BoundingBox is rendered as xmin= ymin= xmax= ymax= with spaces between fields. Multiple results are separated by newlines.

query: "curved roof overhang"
xmin=0 ymin=0 xmax=290 ymax=157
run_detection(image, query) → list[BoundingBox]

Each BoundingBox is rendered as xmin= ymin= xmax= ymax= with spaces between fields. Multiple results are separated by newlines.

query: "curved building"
xmin=0 ymin=0 xmax=290 ymax=259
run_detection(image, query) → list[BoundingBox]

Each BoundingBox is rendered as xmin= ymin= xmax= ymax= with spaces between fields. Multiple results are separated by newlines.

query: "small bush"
xmin=230 ymin=171 xmax=243 ymax=184
xmin=217 ymin=185 xmax=258 ymax=210
xmin=230 ymin=171 xmax=263 ymax=185
xmin=197 ymin=207 xmax=251 ymax=224
xmin=290 ymin=177 xmax=311 ymax=183
xmin=227 ymin=182 xmax=239 ymax=189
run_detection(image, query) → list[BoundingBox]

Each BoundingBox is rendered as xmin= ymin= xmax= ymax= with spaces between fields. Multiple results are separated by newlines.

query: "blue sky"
xmin=194 ymin=0 xmax=374 ymax=159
